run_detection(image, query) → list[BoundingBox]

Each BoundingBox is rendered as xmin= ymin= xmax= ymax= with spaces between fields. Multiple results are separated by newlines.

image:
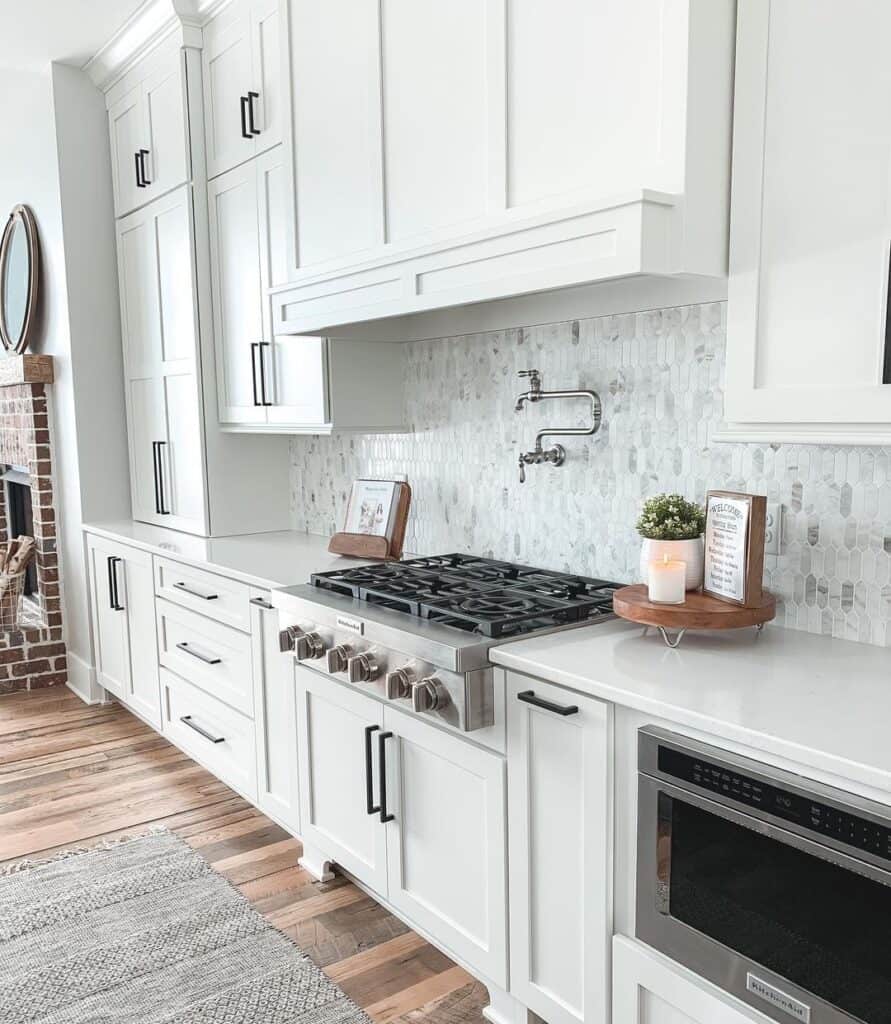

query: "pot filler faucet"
xmin=514 ymin=369 xmax=602 ymax=483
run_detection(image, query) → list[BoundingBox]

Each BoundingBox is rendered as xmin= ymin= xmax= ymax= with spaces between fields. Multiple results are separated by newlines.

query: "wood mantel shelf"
xmin=0 ymin=355 xmax=54 ymax=387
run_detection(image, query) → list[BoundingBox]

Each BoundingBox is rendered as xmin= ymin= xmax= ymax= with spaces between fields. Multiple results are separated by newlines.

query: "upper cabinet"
xmin=106 ymin=36 xmax=190 ymax=218
xmin=273 ymin=0 xmax=735 ymax=335
xmin=202 ymin=0 xmax=284 ymax=179
xmin=720 ymin=0 xmax=891 ymax=444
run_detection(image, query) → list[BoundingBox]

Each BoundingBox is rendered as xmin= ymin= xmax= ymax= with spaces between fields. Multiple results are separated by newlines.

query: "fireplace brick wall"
xmin=0 ymin=381 xmax=66 ymax=693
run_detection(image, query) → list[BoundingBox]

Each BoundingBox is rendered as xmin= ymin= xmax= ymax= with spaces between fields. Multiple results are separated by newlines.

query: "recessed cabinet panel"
xmin=117 ymin=218 xmax=159 ymax=378
xmin=252 ymin=0 xmax=284 ymax=155
xmin=381 ymin=0 xmax=488 ymax=241
xmin=155 ymin=200 xmax=197 ymax=366
xmin=127 ymin=377 xmax=165 ymax=526
xmin=108 ymin=86 xmax=145 ymax=219
xmin=87 ymin=537 xmax=130 ymax=700
xmin=142 ymin=57 xmax=189 ymax=200
xmin=290 ymin=0 xmax=383 ymax=266
xmin=163 ymin=372 xmax=207 ymax=531
xmin=266 ymin=337 xmax=327 ymax=427
xmin=203 ymin=4 xmax=256 ymax=179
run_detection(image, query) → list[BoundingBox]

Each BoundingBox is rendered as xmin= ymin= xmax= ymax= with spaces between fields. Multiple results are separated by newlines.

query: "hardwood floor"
xmin=0 ymin=687 xmax=489 ymax=1023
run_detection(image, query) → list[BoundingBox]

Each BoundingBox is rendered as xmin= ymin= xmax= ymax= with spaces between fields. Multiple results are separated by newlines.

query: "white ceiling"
xmin=0 ymin=0 xmax=146 ymax=72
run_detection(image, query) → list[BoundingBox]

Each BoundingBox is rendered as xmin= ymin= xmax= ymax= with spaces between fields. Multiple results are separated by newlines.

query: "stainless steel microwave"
xmin=637 ymin=727 xmax=891 ymax=1024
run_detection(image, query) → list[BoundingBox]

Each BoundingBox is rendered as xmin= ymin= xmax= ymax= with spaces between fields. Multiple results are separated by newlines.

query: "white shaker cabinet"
xmin=202 ymin=0 xmax=284 ymax=180
xmin=275 ymin=0 xmax=734 ymax=334
xmin=720 ymin=0 xmax=891 ymax=444
xmin=613 ymin=937 xmax=769 ymax=1024
xmin=506 ymin=673 xmax=613 ymax=1024
xmin=106 ymin=36 xmax=190 ymax=218
xmin=116 ymin=187 xmax=209 ymax=536
xmin=86 ymin=534 xmax=161 ymax=730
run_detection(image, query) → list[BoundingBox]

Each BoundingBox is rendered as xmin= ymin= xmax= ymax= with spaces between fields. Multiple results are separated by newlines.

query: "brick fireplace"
xmin=0 ymin=356 xmax=66 ymax=693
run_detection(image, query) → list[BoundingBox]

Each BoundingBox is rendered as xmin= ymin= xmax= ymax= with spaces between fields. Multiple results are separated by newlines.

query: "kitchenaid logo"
xmin=336 ymin=614 xmax=365 ymax=636
xmin=746 ymin=974 xmax=810 ymax=1022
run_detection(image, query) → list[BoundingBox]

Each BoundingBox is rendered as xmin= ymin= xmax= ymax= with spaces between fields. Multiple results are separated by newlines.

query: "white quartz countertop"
xmin=491 ymin=620 xmax=891 ymax=793
xmin=82 ymin=520 xmax=370 ymax=590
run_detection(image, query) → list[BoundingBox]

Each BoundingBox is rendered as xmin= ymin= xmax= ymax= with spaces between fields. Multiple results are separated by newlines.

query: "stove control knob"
xmin=411 ymin=677 xmax=450 ymax=713
xmin=348 ymin=652 xmax=381 ymax=683
xmin=326 ymin=644 xmax=352 ymax=674
xmin=295 ymin=631 xmax=325 ymax=661
xmin=279 ymin=624 xmax=304 ymax=653
xmin=386 ymin=667 xmax=414 ymax=699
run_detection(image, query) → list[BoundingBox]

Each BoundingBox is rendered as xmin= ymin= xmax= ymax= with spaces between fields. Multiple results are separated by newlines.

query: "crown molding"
xmin=83 ymin=0 xmax=232 ymax=92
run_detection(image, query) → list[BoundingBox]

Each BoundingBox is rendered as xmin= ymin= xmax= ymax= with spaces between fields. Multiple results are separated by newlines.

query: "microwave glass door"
xmin=665 ymin=792 xmax=891 ymax=1024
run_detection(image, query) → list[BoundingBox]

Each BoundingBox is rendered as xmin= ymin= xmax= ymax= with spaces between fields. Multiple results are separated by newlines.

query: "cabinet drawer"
xmin=161 ymin=668 xmax=257 ymax=801
xmin=155 ymin=557 xmax=252 ymax=631
xmin=156 ymin=598 xmax=253 ymax=716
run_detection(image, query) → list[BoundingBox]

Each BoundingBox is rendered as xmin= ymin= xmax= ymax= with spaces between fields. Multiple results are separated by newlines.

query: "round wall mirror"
xmin=0 ymin=206 xmax=40 ymax=354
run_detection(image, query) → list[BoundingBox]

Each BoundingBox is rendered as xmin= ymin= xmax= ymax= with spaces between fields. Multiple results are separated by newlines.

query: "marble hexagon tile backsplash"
xmin=290 ymin=302 xmax=891 ymax=646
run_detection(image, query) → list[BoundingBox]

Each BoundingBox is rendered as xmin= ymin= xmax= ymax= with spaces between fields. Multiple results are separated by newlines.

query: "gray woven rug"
xmin=0 ymin=829 xmax=373 ymax=1024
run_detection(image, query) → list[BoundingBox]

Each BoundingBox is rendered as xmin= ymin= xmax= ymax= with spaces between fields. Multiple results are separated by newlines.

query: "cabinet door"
xmin=250 ymin=0 xmax=283 ymax=156
xmin=383 ymin=707 xmax=508 ymax=986
xmin=725 ymin=0 xmax=891 ymax=438
xmin=141 ymin=53 xmax=190 ymax=201
xmin=119 ymin=546 xmax=161 ymax=729
xmin=507 ymin=673 xmax=613 ymax=1024
xmin=87 ymin=536 xmax=131 ymax=701
xmin=108 ymin=85 xmax=145 ymax=218
xmin=203 ymin=0 xmax=257 ymax=178
xmin=295 ymin=667 xmax=388 ymax=893
xmin=251 ymin=595 xmax=300 ymax=834
xmin=207 ymin=161 xmax=265 ymax=424
xmin=613 ymin=937 xmax=766 ymax=1024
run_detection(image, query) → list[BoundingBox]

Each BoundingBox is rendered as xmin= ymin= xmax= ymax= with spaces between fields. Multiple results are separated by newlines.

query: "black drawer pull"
xmin=138 ymin=149 xmax=151 ymax=186
xmin=517 ymin=690 xmax=579 ymax=716
xmin=257 ymin=341 xmax=272 ymax=405
xmin=250 ymin=342 xmax=260 ymax=406
xmin=240 ymin=94 xmax=251 ymax=139
xmin=364 ymin=724 xmax=380 ymax=815
xmin=247 ymin=90 xmax=261 ymax=135
xmin=135 ymin=151 xmax=146 ymax=188
xmin=176 ymin=641 xmax=222 ymax=666
xmin=250 ymin=596 xmax=274 ymax=609
xmin=107 ymin=556 xmax=124 ymax=611
xmin=378 ymin=731 xmax=395 ymax=823
xmin=180 ymin=715 xmax=225 ymax=744
xmin=173 ymin=581 xmax=219 ymax=601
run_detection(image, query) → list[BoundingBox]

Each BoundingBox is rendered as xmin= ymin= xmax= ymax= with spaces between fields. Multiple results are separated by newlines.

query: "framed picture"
xmin=328 ymin=478 xmax=412 ymax=560
xmin=702 ymin=490 xmax=767 ymax=607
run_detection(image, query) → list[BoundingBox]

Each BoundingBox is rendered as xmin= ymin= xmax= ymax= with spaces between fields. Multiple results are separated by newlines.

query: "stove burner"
xmin=311 ymin=554 xmax=622 ymax=639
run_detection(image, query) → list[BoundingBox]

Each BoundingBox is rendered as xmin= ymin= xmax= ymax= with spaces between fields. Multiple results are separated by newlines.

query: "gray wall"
xmin=291 ymin=302 xmax=891 ymax=647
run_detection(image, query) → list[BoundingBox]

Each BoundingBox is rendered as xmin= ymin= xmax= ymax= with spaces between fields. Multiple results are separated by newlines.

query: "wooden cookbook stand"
xmin=328 ymin=482 xmax=412 ymax=561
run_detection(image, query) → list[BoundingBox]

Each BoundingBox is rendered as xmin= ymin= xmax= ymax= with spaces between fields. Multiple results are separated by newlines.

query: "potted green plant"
xmin=636 ymin=493 xmax=706 ymax=590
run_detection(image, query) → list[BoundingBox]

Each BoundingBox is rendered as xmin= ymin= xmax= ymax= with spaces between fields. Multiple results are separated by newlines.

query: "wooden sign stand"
xmin=328 ymin=482 xmax=411 ymax=561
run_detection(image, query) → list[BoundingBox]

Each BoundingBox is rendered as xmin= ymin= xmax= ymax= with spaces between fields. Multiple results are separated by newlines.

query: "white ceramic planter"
xmin=639 ymin=537 xmax=704 ymax=591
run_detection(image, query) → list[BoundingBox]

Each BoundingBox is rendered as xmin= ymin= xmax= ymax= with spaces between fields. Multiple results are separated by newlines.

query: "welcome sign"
xmin=703 ymin=490 xmax=767 ymax=607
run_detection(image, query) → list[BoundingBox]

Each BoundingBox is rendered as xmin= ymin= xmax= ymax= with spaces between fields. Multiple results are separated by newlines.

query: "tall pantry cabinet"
xmin=100 ymin=24 xmax=291 ymax=537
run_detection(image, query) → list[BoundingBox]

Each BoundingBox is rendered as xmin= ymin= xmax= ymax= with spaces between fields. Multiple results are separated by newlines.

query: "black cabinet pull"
xmin=517 ymin=689 xmax=579 ymax=716
xmin=247 ymin=91 xmax=261 ymax=135
xmin=180 ymin=715 xmax=225 ymax=744
xmin=258 ymin=342 xmax=272 ymax=405
xmin=249 ymin=596 xmax=274 ymax=609
xmin=883 ymin=241 xmax=891 ymax=385
xmin=378 ymin=731 xmax=395 ymax=823
xmin=176 ymin=641 xmax=222 ymax=666
xmin=107 ymin=555 xmax=124 ymax=611
xmin=152 ymin=441 xmax=162 ymax=513
xmin=250 ymin=342 xmax=260 ymax=406
xmin=173 ymin=581 xmax=219 ymax=601
xmin=364 ymin=724 xmax=380 ymax=815
xmin=153 ymin=440 xmax=170 ymax=515
xmin=138 ymin=149 xmax=151 ymax=186
xmin=239 ymin=95 xmax=251 ymax=139
xmin=135 ymin=152 xmax=146 ymax=188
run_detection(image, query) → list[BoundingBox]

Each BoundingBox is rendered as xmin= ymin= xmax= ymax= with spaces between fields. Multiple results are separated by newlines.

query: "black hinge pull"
xmin=247 ymin=91 xmax=261 ymax=135
xmin=378 ymin=731 xmax=395 ymax=823
xmin=135 ymin=152 xmax=146 ymax=188
xmin=139 ymin=149 xmax=151 ymax=187
xmin=240 ymin=95 xmax=251 ymax=140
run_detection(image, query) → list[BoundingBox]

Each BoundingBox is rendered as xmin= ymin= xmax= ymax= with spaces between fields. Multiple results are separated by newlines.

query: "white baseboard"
xmin=66 ymin=651 xmax=106 ymax=704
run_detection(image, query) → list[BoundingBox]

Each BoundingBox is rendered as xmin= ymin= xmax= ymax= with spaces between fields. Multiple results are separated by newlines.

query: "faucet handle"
xmin=518 ymin=454 xmax=526 ymax=484
xmin=518 ymin=369 xmax=541 ymax=383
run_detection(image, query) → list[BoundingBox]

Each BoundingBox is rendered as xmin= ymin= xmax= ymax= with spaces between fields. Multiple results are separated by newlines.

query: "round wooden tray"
xmin=612 ymin=585 xmax=776 ymax=647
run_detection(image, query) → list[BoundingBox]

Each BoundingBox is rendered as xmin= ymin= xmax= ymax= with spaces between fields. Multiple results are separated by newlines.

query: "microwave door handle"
xmin=656 ymin=790 xmax=672 ymax=915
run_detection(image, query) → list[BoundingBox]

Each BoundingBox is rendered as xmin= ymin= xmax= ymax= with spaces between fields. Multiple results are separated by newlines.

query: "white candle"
xmin=648 ymin=554 xmax=686 ymax=604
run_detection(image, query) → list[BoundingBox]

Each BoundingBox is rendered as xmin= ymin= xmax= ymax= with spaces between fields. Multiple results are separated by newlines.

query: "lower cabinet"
xmin=251 ymin=593 xmax=300 ymax=835
xmin=506 ymin=672 xmax=613 ymax=1024
xmin=86 ymin=534 xmax=161 ymax=729
xmin=613 ymin=936 xmax=768 ymax=1024
xmin=295 ymin=665 xmax=508 ymax=986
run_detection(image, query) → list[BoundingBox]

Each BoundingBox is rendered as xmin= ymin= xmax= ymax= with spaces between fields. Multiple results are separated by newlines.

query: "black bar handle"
xmin=173 ymin=581 xmax=219 ymax=601
xmin=240 ymin=95 xmax=251 ymax=139
xmin=250 ymin=596 xmax=274 ymax=609
xmin=152 ymin=441 xmax=162 ymax=514
xmin=135 ymin=152 xmax=146 ymax=188
xmin=180 ymin=715 xmax=225 ymax=744
xmin=258 ymin=342 xmax=272 ymax=405
xmin=250 ymin=343 xmax=260 ymax=406
xmin=883 ymin=241 xmax=891 ymax=385
xmin=155 ymin=440 xmax=170 ymax=515
xmin=378 ymin=731 xmax=395 ymax=823
xmin=517 ymin=689 xmax=579 ymax=716
xmin=176 ymin=641 xmax=222 ymax=666
xmin=109 ymin=556 xmax=124 ymax=611
xmin=365 ymin=724 xmax=380 ymax=815
xmin=139 ymin=149 xmax=151 ymax=186
xmin=247 ymin=90 xmax=261 ymax=135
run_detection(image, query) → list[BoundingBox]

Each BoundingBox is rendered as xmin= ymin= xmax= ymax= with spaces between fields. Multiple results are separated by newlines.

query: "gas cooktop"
xmin=310 ymin=553 xmax=620 ymax=639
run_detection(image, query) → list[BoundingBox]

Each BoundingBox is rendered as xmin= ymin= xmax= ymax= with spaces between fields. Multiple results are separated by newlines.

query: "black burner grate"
xmin=311 ymin=554 xmax=621 ymax=638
